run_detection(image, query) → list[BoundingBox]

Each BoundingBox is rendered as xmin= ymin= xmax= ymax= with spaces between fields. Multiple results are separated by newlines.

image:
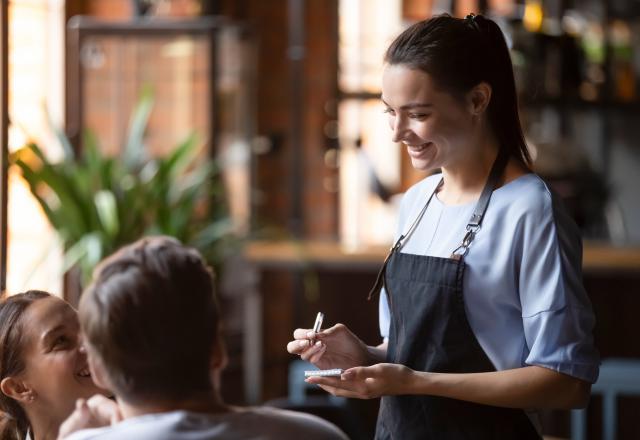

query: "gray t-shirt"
xmin=63 ymin=407 xmax=348 ymax=440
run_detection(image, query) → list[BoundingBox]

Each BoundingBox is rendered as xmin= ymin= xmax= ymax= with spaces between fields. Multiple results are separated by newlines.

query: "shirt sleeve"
xmin=516 ymin=188 xmax=600 ymax=383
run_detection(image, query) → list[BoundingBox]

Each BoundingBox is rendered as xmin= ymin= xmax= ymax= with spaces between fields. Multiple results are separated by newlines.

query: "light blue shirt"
xmin=379 ymin=173 xmax=599 ymax=384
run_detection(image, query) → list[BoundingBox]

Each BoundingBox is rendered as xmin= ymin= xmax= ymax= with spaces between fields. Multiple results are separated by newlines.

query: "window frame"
xmin=0 ymin=0 xmax=8 ymax=293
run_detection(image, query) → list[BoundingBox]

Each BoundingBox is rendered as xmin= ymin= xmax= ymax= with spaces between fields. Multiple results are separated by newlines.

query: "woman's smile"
xmin=405 ymin=142 xmax=433 ymax=154
xmin=76 ymin=365 xmax=92 ymax=380
xmin=405 ymin=142 xmax=434 ymax=158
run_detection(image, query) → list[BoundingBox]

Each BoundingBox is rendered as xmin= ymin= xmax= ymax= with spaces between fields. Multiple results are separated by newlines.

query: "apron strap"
xmin=367 ymin=178 xmax=442 ymax=301
xmin=368 ymin=150 xmax=509 ymax=300
xmin=450 ymin=150 xmax=509 ymax=259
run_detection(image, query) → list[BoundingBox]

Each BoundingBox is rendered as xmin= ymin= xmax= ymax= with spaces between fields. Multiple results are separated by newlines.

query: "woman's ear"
xmin=1 ymin=376 xmax=34 ymax=404
xmin=467 ymin=82 xmax=492 ymax=116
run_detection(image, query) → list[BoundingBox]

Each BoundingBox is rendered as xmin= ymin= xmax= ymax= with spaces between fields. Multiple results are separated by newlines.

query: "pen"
xmin=311 ymin=312 xmax=324 ymax=343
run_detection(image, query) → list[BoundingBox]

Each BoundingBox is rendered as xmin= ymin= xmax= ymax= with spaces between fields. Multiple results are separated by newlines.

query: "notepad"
xmin=304 ymin=369 xmax=343 ymax=377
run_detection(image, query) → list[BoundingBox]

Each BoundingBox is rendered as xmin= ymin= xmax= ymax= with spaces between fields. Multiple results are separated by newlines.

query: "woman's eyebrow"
xmin=380 ymin=98 xmax=433 ymax=109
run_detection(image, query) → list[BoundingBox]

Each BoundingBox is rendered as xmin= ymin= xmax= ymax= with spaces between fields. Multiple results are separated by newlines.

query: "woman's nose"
xmin=390 ymin=117 xmax=406 ymax=143
xmin=78 ymin=344 xmax=87 ymax=354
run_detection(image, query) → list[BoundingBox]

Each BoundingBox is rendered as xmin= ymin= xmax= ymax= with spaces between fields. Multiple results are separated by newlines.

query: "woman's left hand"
xmin=305 ymin=363 xmax=414 ymax=399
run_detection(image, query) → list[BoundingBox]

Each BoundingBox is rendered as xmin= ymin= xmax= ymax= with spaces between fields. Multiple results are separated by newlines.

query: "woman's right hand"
xmin=286 ymin=323 xmax=371 ymax=370
xmin=57 ymin=395 xmax=122 ymax=439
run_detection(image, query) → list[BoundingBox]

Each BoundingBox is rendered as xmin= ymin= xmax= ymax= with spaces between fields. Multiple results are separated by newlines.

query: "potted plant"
xmin=11 ymin=87 xmax=236 ymax=290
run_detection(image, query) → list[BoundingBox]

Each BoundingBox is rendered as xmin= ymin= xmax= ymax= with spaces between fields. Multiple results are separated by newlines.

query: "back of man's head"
xmin=79 ymin=236 xmax=219 ymax=404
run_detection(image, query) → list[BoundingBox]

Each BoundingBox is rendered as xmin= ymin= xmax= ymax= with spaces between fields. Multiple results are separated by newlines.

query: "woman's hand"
xmin=286 ymin=323 xmax=372 ymax=370
xmin=305 ymin=363 xmax=414 ymax=399
xmin=57 ymin=394 xmax=122 ymax=439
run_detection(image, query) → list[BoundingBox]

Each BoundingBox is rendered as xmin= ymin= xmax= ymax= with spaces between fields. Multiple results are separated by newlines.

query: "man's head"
xmin=79 ymin=236 xmax=220 ymax=404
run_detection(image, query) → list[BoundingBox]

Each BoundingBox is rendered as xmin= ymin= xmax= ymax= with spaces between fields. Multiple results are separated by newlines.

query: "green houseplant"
xmin=11 ymin=87 xmax=235 ymax=286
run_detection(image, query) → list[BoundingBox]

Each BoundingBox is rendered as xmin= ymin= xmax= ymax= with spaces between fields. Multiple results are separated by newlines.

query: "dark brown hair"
xmin=79 ymin=236 xmax=219 ymax=403
xmin=0 ymin=290 xmax=51 ymax=440
xmin=385 ymin=13 xmax=531 ymax=166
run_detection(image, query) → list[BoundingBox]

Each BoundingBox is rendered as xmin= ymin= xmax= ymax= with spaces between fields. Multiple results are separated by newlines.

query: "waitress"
xmin=287 ymin=13 xmax=599 ymax=439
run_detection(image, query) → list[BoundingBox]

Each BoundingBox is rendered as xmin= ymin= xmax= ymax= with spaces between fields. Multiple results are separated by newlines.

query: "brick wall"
xmin=219 ymin=0 xmax=339 ymax=240
xmin=72 ymin=0 xmax=340 ymax=240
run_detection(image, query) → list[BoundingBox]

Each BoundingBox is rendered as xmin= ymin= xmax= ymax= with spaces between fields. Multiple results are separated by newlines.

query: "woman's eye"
xmin=383 ymin=107 xmax=395 ymax=115
xmin=409 ymin=113 xmax=428 ymax=120
xmin=53 ymin=335 xmax=70 ymax=349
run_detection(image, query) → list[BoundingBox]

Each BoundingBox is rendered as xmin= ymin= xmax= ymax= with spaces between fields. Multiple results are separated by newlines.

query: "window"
xmin=6 ymin=0 xmax=65 ymax=294
xmin=338 ymin=0 xmax=406 ymax=249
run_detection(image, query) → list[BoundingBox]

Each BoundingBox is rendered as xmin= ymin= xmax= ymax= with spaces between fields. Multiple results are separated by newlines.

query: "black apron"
xmin=369 ymin=154 xmax=541 ymax=439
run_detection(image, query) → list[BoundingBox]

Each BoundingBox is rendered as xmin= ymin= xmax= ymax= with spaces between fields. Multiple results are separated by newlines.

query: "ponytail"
xmin=467 ymin=14 xmax=532 ymax=166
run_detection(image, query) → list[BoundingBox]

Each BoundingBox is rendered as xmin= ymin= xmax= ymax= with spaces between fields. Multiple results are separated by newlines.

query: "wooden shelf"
xmin=582 ymin=242 xmax=640 ymax=273
xmin=243 ymin=240 xmax=387 ymax=271
xmin=244 ymin=240 xmax=640 ymax=274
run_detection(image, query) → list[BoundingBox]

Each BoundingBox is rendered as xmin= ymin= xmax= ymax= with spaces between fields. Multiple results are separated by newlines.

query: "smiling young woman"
xmin=0 ymin=291 xmax=104 ymax=440
xmin=288 ymin=13 xmax=599 ymax=439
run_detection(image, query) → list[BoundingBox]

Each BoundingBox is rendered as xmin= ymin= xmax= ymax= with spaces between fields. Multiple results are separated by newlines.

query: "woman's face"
xmin=381 ymin=64 xmax=477 ymax=172
xmin=18 ymin=296 xmax=103 ymax=419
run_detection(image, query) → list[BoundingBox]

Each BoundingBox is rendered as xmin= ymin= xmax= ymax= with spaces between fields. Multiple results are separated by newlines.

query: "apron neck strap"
xmin=368 ymin=149 xmax=509 ymax=300
xmin=366 ymin=179 xmax=441 ymax=301
xmin=451 ymin=149 xmax=509 ymax=259
xmin=468 ymin=149 xmax=509 ymax=230
xmin=399 ymin=148 xmax=509 ymax=255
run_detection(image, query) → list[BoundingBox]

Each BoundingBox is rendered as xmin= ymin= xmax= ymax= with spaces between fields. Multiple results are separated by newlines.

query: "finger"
xmin=86 ymin=394 xmax=121 ymax=425
xmin=75 ymin=398 xmax=89 ymax=413
xmin=293 ymin=328 xmax=313 ymax=339
xmin=286 ymin=338 xmax=311 ymax=354
xmin=60 ymin=400 xmax=91 ymax=434
xmin=309 ymin=325 xmax=336 ymax=341
xmin=298 ymin=323 xmax=345 ymax=341
xmin=321 ymin=323 xmax=345 ymax=337
xmin=86 ymin=394 xmax=110 ymax=408
xmin=305 ymin=375 xmax=343 ymax=387
xmin=316 ymin=383 xmax=365 ymax=399
xmin=341 ymin=366 xmax=370 ymax=381
xmin=308 ymin=344 xmax=327 ymax=364
xmin=300 ymin=341 xmax=324 ymax=361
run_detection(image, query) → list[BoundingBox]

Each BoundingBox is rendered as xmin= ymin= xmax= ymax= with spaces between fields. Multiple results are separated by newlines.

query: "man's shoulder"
xmin=64 ymin=408 xmax=347 ymax=440
xmin=62 ymin=411 xmax=215 ymax=440
xmin=237 ymin=406 xmax=348 ymax=439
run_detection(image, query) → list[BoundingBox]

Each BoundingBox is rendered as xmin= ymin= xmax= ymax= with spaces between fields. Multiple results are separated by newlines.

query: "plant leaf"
xmin=123 ymin=84 xmax=154 ymax=170
xmin=94 ymin=190 xmax=119 ymax=238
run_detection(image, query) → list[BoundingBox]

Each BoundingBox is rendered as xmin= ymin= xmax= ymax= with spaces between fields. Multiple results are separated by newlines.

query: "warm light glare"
xmin=6 ymin=171 xmax=63 ymax=294
xmin=6 ymin=0 xmax=64 ymax=295
xmin=338 ymin=99 xmax=400 ymax=249
xmin=338 ymin=1 xmax=403 ymax=250
xmin=523 ymin=1 xmax=543 ymax=33
xmin=339 ymin=0 xmax=402 ymax=93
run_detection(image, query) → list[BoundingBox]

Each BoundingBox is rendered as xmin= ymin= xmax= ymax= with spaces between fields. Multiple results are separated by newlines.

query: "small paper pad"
xmin=304 ymin=368 xmax=343 ymax=377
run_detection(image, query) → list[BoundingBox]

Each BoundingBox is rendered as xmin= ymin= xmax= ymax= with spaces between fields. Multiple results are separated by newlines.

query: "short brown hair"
xmin=79 ymin=236 xmax=219 ymax=403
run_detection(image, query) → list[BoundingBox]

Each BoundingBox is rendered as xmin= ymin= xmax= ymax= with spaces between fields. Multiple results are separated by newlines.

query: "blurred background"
xmin=1 ymin=0 xmax=639 ymax=438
